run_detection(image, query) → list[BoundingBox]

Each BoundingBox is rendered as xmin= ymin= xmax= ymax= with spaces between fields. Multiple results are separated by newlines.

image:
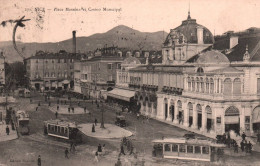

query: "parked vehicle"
xmin=115 ymin=115 xmax=126 ymax=127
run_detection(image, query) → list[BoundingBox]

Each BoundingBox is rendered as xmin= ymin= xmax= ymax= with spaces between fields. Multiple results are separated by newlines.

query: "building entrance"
xmin=225 ymin=106 xmax=240 ymax=134
xmin=35 ymin=83 xmax=40 ymax=91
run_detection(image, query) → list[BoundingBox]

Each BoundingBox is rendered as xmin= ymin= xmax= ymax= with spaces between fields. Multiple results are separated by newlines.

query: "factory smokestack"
xmin=72 ymin=30 xmax=76 ymax=54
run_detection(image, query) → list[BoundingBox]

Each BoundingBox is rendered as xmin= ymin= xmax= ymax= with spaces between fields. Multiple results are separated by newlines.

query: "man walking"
xmin=119 ymin=145 xmax=126 ymax=156
xmin=95 ymin=118 xmax=98 ymax=126
xmin=6 ymin=126 xmax=10 ymax=135
xmin=37 ymin=155 xmax=41 ymax=166
xmin=65 ymin=148 xmax=69 ymax=159
xmin=84 ymin=107 xmax=87 ymax=114
xmin=55 ymin=112 xmax=58 ymax=119
xmin=242 ymin=132 xmax=246 ymax=141
xmin=57 ymin=105 xmax=59 ymax=111
xmin=36 ymin=106 xmax=38 ymax=111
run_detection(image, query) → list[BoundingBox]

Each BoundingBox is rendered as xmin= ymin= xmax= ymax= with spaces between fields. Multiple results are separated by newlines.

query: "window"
xmin=64 ymin=59 xmax=67 ymax=63
xmin=179 ymin=145 xmax=186 ymax=153
xmin=107 ymin=63 xmax=112 ymax=70
xmin=210 ymin=78 xmax=214 ymax=93
xmin=117 ymin=63 xmax=121 ymax=69
xmin=108 ymin=75 xmax=112 ymax=81
xmin=172 ymin=144 xmax=178 ymax=152
xmin=164 ymin=144 xmax=171 ymax=152
xmin=70 ymin=59 xmax=73 ymax=63
xmin=187 ymin=145 xmax=193 ymax=153
xmin=195 ymin=146 xmax=201 ymax=154
xmin=202 ymin=146 xmax=209 ymax=154
xmin=224 ymin=78 xmax=232 ymax=96
xmin=70 ymin=65 xmax=73 ymax=69
xmin=233 ymin=78 xmax=241 ymax=95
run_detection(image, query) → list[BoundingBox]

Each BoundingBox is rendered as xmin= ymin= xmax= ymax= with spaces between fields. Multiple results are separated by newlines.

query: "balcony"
xmin=141 ymin=84 xmax=158 ymax=92
xmin=162 ymin=86 xmax=183 ymax=95
xmin=128 ymin=84 xmax=140 ymax=89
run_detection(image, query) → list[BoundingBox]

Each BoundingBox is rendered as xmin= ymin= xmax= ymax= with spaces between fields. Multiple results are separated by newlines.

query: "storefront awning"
xmin=63 ymin=80 xmax=70 ymax=84
xmin=107 ymin=88 xmax=135 ymax=102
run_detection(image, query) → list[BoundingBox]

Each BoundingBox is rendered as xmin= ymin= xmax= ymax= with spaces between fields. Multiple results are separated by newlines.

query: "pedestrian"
xmin=248 ymin=141 xmax=253 ymax=153
xmin=97 ymin=103 xmax=99 ymax=108
xmin=95 ymin=118 xmax=98 ymax=126
xmin=30 ymin=98 xmax=32 ymax=104
xmin=234 ymin=142 xmax=238 ymax=153
xmin=38 ymin=101 xmax=41 ymax=106
xmin=68 ymin=107 xmax=70 ymax=113
xmin=241 ymin=141 xmax=245 ymax=152
xmin=98 ymin=144 xmax=102 ymax=153
xmin=65 ymin=148 xmax=69 ymax=159
xmin=245 ymin=140 xmax=248 ymax=153
xmin=115 ymin=158 xmax=122 ymax=166
xmin=55 ymin=112 xmax=58 ymax=119
xmin=36 ymin=106 xmax=38 ymax=111
xmin=37 ymin=155 xmax=41 ymax=166
xmin=137 ymin=113 xmax=140 ymax=120
xmin=49 ymin=101 xmax=51 ymax=107
xmin=102 ymin=144 xmax=106 ymax=155
xmin=92 ymin=124 xmax=95 ymax=132
xmin=92 ymin=100 xmax=94 ymax=105
xmin=6 ymin=126 xmax=9 ymax=135
xmin=94 ymin=151 xmax=99 ymax=162
xmin=242 ymin=132 xmax=246 ymax=141
xmin=72 ymin=107 xmax=74 ymax=113
xmin=78 ymin=101 xmax=80 ymax=106
xmin=119 ymin=145 xmax=126 ymax=155
xmin=84 ymin=107 xmax=87 ymax=113
xmin=65 ymin=100 xmax=67 ymax=105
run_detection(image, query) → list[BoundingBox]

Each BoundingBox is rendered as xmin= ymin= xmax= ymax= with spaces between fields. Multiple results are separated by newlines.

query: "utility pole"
xmin=100 ymin=101 xmax=105 ymax=128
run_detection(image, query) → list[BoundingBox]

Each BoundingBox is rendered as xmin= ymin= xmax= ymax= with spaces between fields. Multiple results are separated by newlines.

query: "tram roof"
xmin=152 ymin=137 xmax=225 ymax=147
xmin=44 ymin=119 xmax=77 ymax=128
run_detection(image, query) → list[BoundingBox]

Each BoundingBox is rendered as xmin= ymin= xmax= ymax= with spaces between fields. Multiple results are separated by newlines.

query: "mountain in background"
xmin=0 ymin=25 xmax=167 ymax=62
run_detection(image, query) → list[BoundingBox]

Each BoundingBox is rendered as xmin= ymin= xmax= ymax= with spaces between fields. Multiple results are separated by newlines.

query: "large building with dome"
xmin=112 ymin=13 xmax=260 ymax=139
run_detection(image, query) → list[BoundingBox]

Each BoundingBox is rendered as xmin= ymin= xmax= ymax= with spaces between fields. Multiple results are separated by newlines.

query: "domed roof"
xmin=164 ymin=14 xmax=214 ymax=45
xmin=187 ymin=50 xmax=230 ymax=64
xmin=122 ymin=56 xmax=141 ymax=65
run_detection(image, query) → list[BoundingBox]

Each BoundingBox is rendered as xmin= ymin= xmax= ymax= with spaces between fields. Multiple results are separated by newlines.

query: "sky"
xmin=0 ymin=0 xmax=259 ymax=43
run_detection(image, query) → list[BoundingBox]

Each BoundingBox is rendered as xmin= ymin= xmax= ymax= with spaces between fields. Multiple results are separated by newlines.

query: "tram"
xmin=16 ymin=110 xmax=30 ymax=135
xmin=44 ymin=119 xmax=82 ymax=143
xmin=152 ymin=137 xmax=225 ymax=162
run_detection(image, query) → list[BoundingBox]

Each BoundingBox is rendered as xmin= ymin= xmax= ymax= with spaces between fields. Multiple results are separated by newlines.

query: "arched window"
xmin=224 ymin=78 xmax=232 ymax=96
xmin=206 ymin=78 xmax=209 ymax=93
xmin=197 ymin=67 xmax=204 ymax=74
xmin=233 ymin=78 xmax=241 ymax=95
xmin=210 ymin=78 xmax=214 ymax=93
xmin=188 ymin=77 xmax=191 ymax=91
xmin=192 ymin=78 xmax=195 ymax=92
xmin=196 ymin=77 xmax=200 ymax=92
xmin=200 ymin=77 xmax=204 ymax=93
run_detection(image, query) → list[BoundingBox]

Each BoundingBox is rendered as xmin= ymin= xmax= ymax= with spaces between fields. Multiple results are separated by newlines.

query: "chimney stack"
xmin=72 ymin=31 xmax=76 ymax=54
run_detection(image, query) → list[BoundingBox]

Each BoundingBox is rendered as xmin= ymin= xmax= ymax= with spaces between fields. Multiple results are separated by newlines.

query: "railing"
xmin=162 ymin=86 xmax=183 ymax=95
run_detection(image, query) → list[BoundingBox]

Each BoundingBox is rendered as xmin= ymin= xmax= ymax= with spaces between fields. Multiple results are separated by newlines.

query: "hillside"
xmin=0 ymin=25 xmax=167 ymax=62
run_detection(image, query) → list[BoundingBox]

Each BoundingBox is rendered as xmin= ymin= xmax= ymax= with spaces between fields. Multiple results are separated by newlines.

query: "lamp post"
xmin=100 ymin=101 xmax=105 ymax=128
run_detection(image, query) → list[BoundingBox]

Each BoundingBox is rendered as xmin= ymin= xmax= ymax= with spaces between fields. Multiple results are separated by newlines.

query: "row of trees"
xmin=4 ymin=62 xmax=27 ymax=91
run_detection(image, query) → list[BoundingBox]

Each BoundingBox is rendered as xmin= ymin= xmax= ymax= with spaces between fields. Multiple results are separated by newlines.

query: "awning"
xmin=225 ymin=116 xmax=239 ymax=124
xmin=252 ymin=107 xmax=260 ymax=123
xmin=63 ymin=80 xmax=70 ymax=84
xmin=107 ymin=88 xmax=135 ymax=102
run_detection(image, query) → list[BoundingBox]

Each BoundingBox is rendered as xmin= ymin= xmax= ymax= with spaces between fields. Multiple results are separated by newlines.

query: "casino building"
xmin=127 ymin=13 xmax=260 ymax=138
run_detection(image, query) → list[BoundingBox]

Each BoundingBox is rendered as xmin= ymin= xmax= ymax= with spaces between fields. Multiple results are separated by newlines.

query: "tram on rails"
xmin=152 ymin=137 xmax=225 ymax=162
xmin=44 ymin=119 xmax=82 ymax=143
xmin=16 ymin=110 xmax=30 ymax=135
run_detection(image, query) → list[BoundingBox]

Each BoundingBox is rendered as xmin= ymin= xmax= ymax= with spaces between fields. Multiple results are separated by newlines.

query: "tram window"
xmin=51 ymin=125 xmax=54 ymax=131
xmin=187 ymin=145 xmax=193 ymax=153
xmin=202 ymin=146 xmax=209 ymax=154
xmin=61 ymin=127 xmax=64 ymax=133
xmin=164 ymin=144 xmax=171 ymax=151
xmin=48 ymin=125 xmax=50 ymax=130
xmin=65 ymin=128 xmax=68 ymax=134
xmin=179 ymin=145 xmax=186 ymax=153
xmin=195 ymin=146 xmax=201 ymax=153
xmin=172 ymin=144 xmax=178 ymax=152
xmin=58 ymin=126 xmax=60 ymax=132
xmin=55 ymin=126 xmax=57 ymax=132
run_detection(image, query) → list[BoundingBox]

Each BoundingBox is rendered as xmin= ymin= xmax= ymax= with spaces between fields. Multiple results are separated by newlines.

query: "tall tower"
xmin=72 ymin=31 xmax=76 ymax=54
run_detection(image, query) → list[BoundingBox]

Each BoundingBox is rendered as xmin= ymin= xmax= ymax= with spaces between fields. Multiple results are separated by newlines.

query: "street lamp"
xmin=100 ymin=101 xmax=105 ymax=128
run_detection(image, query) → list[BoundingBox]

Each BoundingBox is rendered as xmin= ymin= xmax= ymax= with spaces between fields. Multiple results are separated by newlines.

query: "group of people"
xmin=221 ymin=132 xmax=253 ymax=154
xmin=64 ymin=142 xmax=77 ymax=159
xmin=92 ymin=118 xmax=98 ymax=132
